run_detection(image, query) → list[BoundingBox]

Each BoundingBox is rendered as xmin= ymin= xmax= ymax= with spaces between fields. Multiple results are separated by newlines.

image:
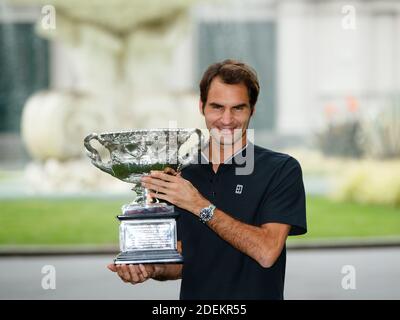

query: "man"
xmin=108 ymin=59 xmax=307 ymax=299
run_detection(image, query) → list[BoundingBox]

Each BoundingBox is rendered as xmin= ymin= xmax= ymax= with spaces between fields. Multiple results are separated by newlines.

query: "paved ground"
xmin=0 ymin=247 xmax=399 ymax=300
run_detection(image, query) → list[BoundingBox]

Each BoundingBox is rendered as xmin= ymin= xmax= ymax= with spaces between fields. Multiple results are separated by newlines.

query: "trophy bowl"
xmin=84 ymin=128 xmax=203 ymax=264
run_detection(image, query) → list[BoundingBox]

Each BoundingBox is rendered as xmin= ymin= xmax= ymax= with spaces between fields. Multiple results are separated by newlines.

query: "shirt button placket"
xmin=210 ymin=175 xmax=216 ymax=198
xmin=212 ymin=173 xmax=219 ymax=198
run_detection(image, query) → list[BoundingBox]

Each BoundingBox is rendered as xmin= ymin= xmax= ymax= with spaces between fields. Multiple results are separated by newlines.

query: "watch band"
xmin=199 ymin=204 xmax=216 ymax=223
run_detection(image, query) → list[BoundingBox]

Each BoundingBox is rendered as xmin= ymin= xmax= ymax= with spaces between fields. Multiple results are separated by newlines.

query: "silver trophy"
xmin=84 ymin=128 xmax=203 ymax=264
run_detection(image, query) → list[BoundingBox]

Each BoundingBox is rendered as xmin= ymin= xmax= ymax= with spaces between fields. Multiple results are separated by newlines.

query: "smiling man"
xmin=108 ymin=59 xmax=307 ymax=300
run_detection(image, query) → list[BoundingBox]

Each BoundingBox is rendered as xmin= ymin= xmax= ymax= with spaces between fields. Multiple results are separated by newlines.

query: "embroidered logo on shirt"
xmin=235 ymin=184 xmax=243 ymax=194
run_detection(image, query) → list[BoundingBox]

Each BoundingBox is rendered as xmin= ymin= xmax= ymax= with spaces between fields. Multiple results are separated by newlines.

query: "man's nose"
xmin=220 ymin=109 xmax=234 ymax=124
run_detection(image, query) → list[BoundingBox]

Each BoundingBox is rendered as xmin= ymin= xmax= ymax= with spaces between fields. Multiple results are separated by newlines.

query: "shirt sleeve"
xmin=258 ymin=156 xmax=307 ymax=236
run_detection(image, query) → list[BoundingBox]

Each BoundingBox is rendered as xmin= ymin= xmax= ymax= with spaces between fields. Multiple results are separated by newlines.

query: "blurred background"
xmin=0 ymin=0 xmax=399 ymax=299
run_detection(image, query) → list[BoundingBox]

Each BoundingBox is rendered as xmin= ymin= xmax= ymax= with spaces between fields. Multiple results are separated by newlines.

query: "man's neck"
xmin=208 ymin=133 xmax=248 ymax=165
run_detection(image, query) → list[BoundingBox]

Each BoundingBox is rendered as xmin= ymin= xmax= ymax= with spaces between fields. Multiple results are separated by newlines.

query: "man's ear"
xmin=199 ymin=100 xmax=205 ymax=115
xmin=250 ymin=106 xmax=255 ymax=116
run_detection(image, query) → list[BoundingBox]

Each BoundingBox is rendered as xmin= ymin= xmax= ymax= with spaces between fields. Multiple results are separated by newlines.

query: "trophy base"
xmin=114 ymin=249 xmax=184 ymax=265
xmin=116 ymin=203 xmax=182 ymax=265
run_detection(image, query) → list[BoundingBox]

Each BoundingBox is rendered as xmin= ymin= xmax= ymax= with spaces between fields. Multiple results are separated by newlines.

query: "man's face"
xmin=200 ymin=77 xmax=254 ymax=146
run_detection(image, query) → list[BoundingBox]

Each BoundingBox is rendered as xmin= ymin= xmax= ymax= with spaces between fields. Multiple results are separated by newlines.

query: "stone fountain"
xmin=6 ymin=0 xmax=203 ymax=193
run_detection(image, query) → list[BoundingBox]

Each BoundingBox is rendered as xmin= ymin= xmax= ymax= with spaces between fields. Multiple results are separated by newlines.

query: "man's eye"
xmin=234 ymin=106 xmax=244 ymax=111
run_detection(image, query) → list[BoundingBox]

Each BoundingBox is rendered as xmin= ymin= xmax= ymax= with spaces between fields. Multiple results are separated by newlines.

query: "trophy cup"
xmin=84 ymin=128 xmax=203 ymax=264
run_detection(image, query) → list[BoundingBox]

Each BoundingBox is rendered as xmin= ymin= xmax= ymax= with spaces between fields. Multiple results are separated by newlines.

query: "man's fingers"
xmin=150 ymin=171 xmax=177 ymax=182
xmin=139 ymin=264 xmax=149 ymax=278
xmin=107 ymin=264 xmax=117 ymax=272
xmin=128 ymin=265 xmax=144 ymax=283
xmin=114 ymin=263 xmax=154 ymax=285
xmin=149 ymin=192 xmax=169 ymax=202
xmin=143 ymin=181 xmax=169 ymax=194
xmin=116 ymin=265 xmax=129 ymax=282
xmin=116 ymin=265 xmax=123 ymax=277
xmin=127 ymin=265 xmax=139 ymax=283
xmin=121 ymin=265 xmax=132 ymax=282
xmin=163 ymin=167 xmax=178 ymax=175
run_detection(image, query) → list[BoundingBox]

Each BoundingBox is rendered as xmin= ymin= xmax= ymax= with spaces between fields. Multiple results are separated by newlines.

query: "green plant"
xmin=316 ymin=120 xmax=364 ymax=158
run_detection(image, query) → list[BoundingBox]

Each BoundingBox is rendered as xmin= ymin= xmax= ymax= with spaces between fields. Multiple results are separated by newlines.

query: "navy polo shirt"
xmin=176 ymin=143 xmax=307 ymax=300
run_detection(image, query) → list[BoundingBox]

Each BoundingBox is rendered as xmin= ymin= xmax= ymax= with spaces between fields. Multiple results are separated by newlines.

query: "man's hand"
xmin=107 ymin=263 xmax=159 ymax=285
xmin=141 ymin=169 xmax=209 ymax=215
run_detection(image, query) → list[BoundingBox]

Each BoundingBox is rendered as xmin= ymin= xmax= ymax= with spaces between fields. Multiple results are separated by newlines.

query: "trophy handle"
xmin=83 ymin=133 xmax=114 ymax=176
xmin=194 ymin=128 xmax=205 ymax=152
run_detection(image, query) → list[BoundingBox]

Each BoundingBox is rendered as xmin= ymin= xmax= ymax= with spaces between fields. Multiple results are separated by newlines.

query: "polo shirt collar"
xmin=199 ymin=139 xmax=250 ymax=167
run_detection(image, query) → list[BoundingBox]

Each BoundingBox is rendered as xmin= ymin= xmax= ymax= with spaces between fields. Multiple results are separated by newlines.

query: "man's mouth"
xmin=220 ymin=129 xmax=233 ymax=135
xmin=217 ymin=128 xmax=237 ymax=135
xmin=209 ymin=127 xmax=244 ymax=144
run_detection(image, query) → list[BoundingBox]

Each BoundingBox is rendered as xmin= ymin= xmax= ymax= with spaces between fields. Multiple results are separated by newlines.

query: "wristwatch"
xmin=199 ymin=204 xmax=216 ymax=223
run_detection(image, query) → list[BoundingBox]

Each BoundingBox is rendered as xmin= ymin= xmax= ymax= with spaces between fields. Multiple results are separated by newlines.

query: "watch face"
xmin=200 ymin=205 xmax=215 ymax=223
xmin=200 ymin=208 xmax=211 ymax=221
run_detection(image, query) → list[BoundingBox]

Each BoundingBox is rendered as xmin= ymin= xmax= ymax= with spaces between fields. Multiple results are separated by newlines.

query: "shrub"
xmin=316 ymin=120 xmax=364 ymax=158
xmin=332 ymin=160 xmax=400 ymax=207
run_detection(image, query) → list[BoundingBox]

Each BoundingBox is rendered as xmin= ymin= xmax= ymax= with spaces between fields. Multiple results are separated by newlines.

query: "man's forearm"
xmin=208 ymin=209 xmax=273 ymax=266
xmin=153 ymin=264 xmax=182 ymax=281
xmin=191 ymin=201 xmax=289 ymax=268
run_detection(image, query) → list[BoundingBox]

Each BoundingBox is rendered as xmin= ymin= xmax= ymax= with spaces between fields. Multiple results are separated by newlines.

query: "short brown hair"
xmin=199 ymin=59 xmax=260 ymax=111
